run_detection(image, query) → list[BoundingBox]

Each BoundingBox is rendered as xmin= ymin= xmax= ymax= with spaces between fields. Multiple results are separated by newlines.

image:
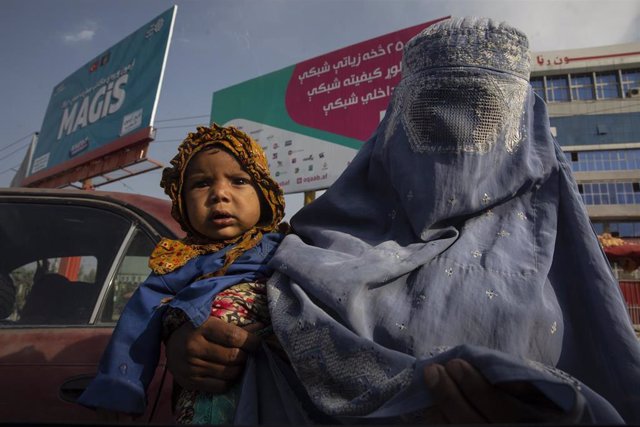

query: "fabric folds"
xmin=265 ymin=17 xmax=640 ymax=423
xmin=77 ymin=233 xmax=283 ymax=415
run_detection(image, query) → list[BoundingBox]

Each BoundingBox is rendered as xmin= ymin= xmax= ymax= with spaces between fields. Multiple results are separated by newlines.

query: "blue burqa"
xmin=259 ymin=17 xmax=640 ymax=424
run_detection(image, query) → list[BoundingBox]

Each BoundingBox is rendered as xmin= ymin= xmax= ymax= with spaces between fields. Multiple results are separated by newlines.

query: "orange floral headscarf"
xmin=149 ymin=123 xmax=285 ymax=276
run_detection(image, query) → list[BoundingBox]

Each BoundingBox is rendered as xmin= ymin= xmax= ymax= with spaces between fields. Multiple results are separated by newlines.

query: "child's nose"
xmin=209 ymin=182 xmax=231 ymax=202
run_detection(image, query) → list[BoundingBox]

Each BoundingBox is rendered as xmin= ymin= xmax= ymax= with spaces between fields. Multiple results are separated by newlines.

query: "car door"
xmin=0 ymin=196 xmax=173 ymax=423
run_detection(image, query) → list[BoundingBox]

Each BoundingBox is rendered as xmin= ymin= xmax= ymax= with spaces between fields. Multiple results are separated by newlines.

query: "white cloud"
xmin=62 ymin=21 xmax=98 ymax=43
xmin=63 ymin=29 xmax=95 ymax=43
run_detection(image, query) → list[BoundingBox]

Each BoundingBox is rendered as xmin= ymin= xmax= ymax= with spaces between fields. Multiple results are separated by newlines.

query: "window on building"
xmin=530 ymin=77 xmax=545 ymax=100
xmin=545 ymin=75 xmax=570 ymax=102
xmin=595 ymin=71 xmax=620 ymax=99
xmin=579 ymin=180 xmax=640 ymax=206
xmin=591 ymin=222 xmax=605 ymax=235
xmin=596 ymin=124 xmax=609 ymax=135
xmin=532 ymin=68 xmax=640 ymax=102
xmin=621 ymin=68 xmax=640 ymax=97
xmin=570 ymin=73 xmax=595 ymax=100
xmin=567 ymin=149 xmax=640 ymax=172
xmin=593 ymin=221 xmax=640 ymax=238
xmin=618 ymin=222 xmax=634 ymax=237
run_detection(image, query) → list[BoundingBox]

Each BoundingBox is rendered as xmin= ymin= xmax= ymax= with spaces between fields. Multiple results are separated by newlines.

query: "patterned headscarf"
xmin=149 ymin=123 xmax=285 ymax=276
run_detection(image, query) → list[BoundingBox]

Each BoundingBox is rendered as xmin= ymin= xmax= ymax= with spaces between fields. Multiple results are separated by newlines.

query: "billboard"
xmin=211 ymin=17 xmax=448 ymax=194
xmin=22 ymin=6 xmax=176 ymax=186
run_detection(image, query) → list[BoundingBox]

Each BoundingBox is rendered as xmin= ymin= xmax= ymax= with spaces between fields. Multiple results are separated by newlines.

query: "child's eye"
xmin=232 ymin=177 xmax=250 ymax=185
xmin=191 ymin=179 xmax=209 ymax=188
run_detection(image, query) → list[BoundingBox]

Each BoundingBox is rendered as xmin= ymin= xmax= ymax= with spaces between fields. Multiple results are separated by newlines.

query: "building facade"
xmin=530 ymin=43 xmax=640 ymax=326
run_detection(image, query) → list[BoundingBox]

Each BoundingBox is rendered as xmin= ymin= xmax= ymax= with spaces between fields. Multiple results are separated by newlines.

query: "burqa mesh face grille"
xmin=396 ymin=72 xmax=528 ymax=154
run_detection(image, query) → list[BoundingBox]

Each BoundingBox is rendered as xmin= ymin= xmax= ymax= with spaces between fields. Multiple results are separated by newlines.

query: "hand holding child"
xmin=165 ymin=316 xmax=262 ymax=393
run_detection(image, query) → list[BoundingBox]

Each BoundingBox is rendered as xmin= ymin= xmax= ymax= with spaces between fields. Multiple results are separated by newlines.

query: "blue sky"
xmin=1 ymin=0 xmax=639 ymax=218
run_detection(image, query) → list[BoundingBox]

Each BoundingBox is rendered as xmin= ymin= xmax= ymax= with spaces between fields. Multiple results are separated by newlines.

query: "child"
xmin=78 ymin=124 xmax=286 ymax=424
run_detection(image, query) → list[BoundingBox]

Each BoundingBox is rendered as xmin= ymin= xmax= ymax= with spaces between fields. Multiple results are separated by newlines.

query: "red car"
xmin=0 ymin=187 xmax=184 ymax=423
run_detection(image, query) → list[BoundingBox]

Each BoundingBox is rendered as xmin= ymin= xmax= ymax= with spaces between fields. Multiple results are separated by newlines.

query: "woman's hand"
xmin=165 ymin=317 xmax=262 ymax=393
xmin=423 ymin=358 xmax=570 ymax=424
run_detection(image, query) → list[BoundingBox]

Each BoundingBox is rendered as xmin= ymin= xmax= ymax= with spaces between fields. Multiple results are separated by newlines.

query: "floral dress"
xmin=163 ymin=280 xmax=270 ymax=424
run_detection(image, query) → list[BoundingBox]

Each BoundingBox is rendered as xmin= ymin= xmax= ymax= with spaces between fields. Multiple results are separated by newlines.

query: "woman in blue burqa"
xmin=167 ymin=17 xmax=640 ymax=424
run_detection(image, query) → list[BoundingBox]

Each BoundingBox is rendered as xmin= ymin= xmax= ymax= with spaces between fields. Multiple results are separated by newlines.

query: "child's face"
xmin=183 ymin=148 xmax=261 ymax=242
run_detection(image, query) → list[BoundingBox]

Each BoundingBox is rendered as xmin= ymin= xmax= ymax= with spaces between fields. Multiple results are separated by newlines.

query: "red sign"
xmin=285 ymin=18 xmax=448 ymax=142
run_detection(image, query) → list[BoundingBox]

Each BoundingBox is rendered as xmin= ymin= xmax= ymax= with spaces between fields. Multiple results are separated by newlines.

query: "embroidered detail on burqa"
xmin=392 ymin=16 xmax=530 ymax=155
xmin=427 ymin=346 xmax=452 ymax=357
xmin=526 ymin=360 xmax=582 ymax=391
xmin=383 ymin=92 xmax=402 ymax=144
xmin=400 ymin=74 xmax=528 ymax=154
xmin=403 ymin=17 xmax=530 ymax=80
xmin=286 ymin=325 xmax=413 ymax=416
xmin=499 ymin=80 xmax=528 ymax=153
xmin=268 ymin=273 xmax=413 ymax=416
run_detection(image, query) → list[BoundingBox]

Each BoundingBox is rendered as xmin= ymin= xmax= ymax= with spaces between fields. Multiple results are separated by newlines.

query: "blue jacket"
xmin=77 ymin=233 xmax=283 ymax=415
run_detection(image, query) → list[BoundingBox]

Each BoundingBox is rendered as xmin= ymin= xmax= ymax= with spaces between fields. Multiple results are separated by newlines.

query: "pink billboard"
xmin=212 ymin=17 xmax=449 ymax=193
xmin=285 ymin=18 xmax=448 ymax=141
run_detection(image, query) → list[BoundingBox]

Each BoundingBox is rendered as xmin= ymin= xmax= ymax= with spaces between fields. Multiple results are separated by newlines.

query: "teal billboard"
xmin=29 ymin=6 xmax=176 ymax=177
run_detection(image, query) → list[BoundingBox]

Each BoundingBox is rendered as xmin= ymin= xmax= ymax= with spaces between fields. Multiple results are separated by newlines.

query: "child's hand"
xmin=165 ymin=317 xmax=262 ymax=393
xmin=423 ymin=358 xmax=573 ymax=424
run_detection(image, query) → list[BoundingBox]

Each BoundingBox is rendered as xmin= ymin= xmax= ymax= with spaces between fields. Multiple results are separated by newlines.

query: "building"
xmin=530 ymin=43 xmax=640 ymax=327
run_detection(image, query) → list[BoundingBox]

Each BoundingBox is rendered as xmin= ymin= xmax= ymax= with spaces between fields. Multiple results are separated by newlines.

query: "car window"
xmin=7 ymin=255 xmax=97 ymax=322
xmin=0 ymin=201 xmax=132 ymax=326
xmin=97 ymin=228 xmax=156 ymax=323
